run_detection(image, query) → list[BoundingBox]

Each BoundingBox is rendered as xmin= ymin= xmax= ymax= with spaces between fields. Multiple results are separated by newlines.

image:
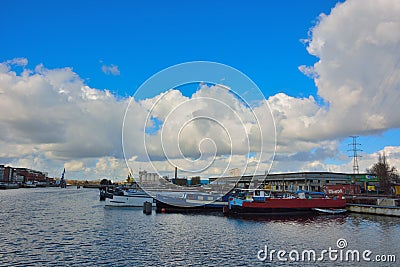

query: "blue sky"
xmin=1 ymin=0 xmax=338 ymax=96
xmin=1 ymin=0 xmax=399 ymax=179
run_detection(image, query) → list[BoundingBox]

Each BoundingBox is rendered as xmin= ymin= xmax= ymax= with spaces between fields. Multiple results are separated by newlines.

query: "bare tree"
xmin=367 ymin=152 xmax=399 ymax=194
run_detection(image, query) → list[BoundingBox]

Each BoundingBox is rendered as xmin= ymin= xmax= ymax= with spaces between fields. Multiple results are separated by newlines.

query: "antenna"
xmin=348 ymin=136 xmax=362 ymax=174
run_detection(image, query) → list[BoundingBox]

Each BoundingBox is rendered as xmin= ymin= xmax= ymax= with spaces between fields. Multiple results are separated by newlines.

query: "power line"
xmin=348 ymin=136 xmax=362 ymax=174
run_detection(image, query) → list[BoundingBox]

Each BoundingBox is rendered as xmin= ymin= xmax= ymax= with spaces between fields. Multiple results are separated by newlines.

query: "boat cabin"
xmin=232 ymin=189 xmax=269 ymax=202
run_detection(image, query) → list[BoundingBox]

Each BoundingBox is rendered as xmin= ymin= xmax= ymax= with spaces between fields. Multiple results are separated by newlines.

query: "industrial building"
xmin=209 ymin=171 xmax=377 ymax=193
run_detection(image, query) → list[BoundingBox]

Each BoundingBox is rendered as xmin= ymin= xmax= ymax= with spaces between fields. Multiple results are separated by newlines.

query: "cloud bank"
xmin=273 ymin=0 xmax=400 ymax=171
xmin=298 ymin=0 xmax=400 ymax=139
xmin=0 ymin=61 xmax=127 ymax=178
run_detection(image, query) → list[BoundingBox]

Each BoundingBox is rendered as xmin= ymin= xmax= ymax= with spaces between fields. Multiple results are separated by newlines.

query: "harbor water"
xmin=0 ymin=188 xmax=399 ymax=266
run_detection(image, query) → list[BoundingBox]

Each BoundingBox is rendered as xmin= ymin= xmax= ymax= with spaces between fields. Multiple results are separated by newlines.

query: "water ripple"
xmin=1 ymin=188 xmax=399 ymax=266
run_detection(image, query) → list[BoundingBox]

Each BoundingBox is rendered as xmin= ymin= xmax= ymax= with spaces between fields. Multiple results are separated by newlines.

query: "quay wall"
xmin=347 ymin=204 xmax=400 ymax=217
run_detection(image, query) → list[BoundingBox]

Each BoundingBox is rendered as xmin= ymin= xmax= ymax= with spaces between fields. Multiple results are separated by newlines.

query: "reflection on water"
xmin=229 ymin=213 xmax=348 ymax=224
xmin=0 ymin=188 xmax=399 ymax=266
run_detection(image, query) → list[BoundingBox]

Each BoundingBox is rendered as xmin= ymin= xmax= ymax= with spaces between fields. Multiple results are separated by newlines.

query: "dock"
xmin=346 ymin=196 xmax=400 ymax=217
xmin=347 ymin=204 xmax=400 ymax=216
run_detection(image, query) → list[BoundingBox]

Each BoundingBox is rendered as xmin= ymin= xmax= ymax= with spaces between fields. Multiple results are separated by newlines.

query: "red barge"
xmin=225 ymin=189 xmax=347 ymax=216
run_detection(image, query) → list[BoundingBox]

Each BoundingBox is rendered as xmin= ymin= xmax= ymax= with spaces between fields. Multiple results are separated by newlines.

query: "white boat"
xmin=22 ymin=181 xmax=36 ymax=188
xmin=0 ymin=182 xmax=19 ymax=189
xmin=105 ymin=189 xmax=156 ymax=207
xmin=313 ymin=208 xmax=347 ymax=214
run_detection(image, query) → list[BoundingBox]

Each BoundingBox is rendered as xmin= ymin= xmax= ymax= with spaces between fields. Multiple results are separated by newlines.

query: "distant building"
xmin=210 ymin=171 xmax=376 ymax=192
xmin=0 ymin=165 xmax=13 ymax=183
xmin=123 ymin=169 xmax=379 ymax=193
xmin=0 ymin=165 xmax=48 ymax=184
xmin=263 ymin=172 xmax=353 ymax=192
xmin=139 ymin=170 xmax=161 ymax=185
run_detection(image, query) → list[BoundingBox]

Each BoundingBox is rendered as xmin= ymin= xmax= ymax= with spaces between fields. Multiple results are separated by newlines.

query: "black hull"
xmin=155 ymin=200 xmax=224 ymax=213
xmin=99 ymin=191 xmax=113 ymax=201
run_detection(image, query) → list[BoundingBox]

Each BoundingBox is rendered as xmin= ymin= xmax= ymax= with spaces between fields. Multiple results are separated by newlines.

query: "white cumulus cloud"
xmin=266 ymin=0 xmax=400 ymax=172
xmin=0 ymin=60 xmax=130 ymax=178
xmin=301 ymin=0 xmax=400 ymax=138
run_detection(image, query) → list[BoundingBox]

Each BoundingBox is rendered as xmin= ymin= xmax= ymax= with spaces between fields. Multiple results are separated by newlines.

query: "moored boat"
xmin=21 ymin=181 xmax=37 ymax=188
xmin=0 ymin=182 xmax=19 ymax=189
xmin=35 ymin=181 xmax=48 ymax=187
xmin=225 ymin=189 xmax=346 ymax=216
xmin=105 ymin=188 xmax=156 ymax=207
xmin=155 ymin=192 xmax=228 ymax=213
xmin=312 ymin=208 xmax=347 ymax=214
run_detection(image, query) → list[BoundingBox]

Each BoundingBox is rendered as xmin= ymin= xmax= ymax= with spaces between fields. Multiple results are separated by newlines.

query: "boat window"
xmin=237 ymin=192 xmax=246 ymax=199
